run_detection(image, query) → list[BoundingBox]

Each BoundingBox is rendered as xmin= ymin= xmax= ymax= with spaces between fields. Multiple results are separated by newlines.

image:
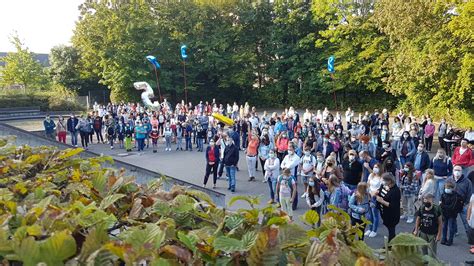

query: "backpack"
xmin=337 ymin=185 xmax=352 ymax=211
xmin=278 ymin=175 xmax=296 ymax=192
xmin=107 ymin=125 xmax=115 ymax=136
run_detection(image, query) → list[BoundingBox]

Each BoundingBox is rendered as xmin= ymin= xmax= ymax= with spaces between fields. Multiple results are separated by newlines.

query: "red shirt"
xmin=208 ymin=147 xmax=216 ymax=162
xmin=452 ymin=147 xmax=473 ymax=167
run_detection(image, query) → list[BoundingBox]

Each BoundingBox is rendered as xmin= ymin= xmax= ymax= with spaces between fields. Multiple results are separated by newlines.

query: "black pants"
xmin=95 ymin=129 xmax=104 ymax=143
xmin=80 ymin=131 xmax=89 ymax=148
xmin=218 ymin=161 xmax=225 ymax=177
xmin=351 ymin=217 xmax=366 ymax=240
xmin=425 ymin=136 xmax=433 ymax=151
xmin=89 ymin=131 xmax=94 ymax=142
xmin=259 ymin=158 xmax=266 ymax=177
xmin=204 ymin=163 xmax=218 ymax=185
xmin=386 ymin=224 xmax=397 ymax=242
xmin=438 ymin=137 xmax=445 ymax=149
xmin=277 ymin=151 xmax=287 ymax=164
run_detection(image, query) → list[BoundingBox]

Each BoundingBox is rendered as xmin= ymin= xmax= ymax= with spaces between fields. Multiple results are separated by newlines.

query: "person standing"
xmin=299 ymin=146 xmax=316 ymax=198
xmin=342 ymin=150 xmax=363 ymax=190
xmin=448 ymin=165 xmax=473 ymax=236
xmin=366 ymin=163 xmax=383 ymax=238
xmin=124 ymin=121 xmax=134 ymax=152
xmin=116 ymin=120 xmax=125 ymax=149
xmin=56 ymin=115 xmax=67 ymax=144
xmin=67 ymin=114 xmax=79 ymax=147
xmin=413 ymin=194 xmax=442 ymax=257
xmin=43 ymin=115 xmax=56 ymax=140
xmin=134 ymin=121 xmax=146 ymax=152
xmin=106 ymin=122 xmax=116 ymax=150
xmin=400 ymin=162 xmax=420 ymax=224
xmin=204 ymin=139 xmax=219 ymax=188
xmin=440 ymin=181 xmax=463 ymax=246
xmin=413 ymin=143 xmax=430 ymax=176
xmin=149 ymin=126 xmax=160 ymax=153
xmin=376 ymin=173 xmax=401 ymax=242
xmin=276 ymin=168 xmax=297 ymax=221
xmin=431 ymin=148 xmax=453 ymax=202
xmin=93 ymin=115 xmax=104 ymax=144
xmin=349 ymin=182 xmax=370 ymax=240
xmin=176 ymin=122 xmax=184 ymax=151
xmin=424 ymin=119 xmax=435 ymax=152
xmin=258 ymin=134 xmax=272 ymax=182
xmin=264 ymin=150 xmax=280 ymax=204
xmin=438 ymin=119 xmax=448 ymax=150
xmin=245 ymin=133 xmax=260 ymax=181
xmin=164 ymin=123 xmax=173 ymax=151
xmin=223 ymin=138 xmax=239 ymax=192
xmin=77 ymin=115 xmax=92 ymax=149
xmin=306 ymin=176 xmax=325 ymax=226
xmin=452 ymin=139 xmax=473 ymax=176
xmin=397 ymin=131 xmax=416 ymax=167
xmin=185 ymin=122 xmax=193 ymax=151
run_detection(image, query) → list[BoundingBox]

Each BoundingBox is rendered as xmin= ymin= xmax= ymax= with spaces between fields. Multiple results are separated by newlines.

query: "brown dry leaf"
xmin=160 ymin=244 xmax=192 ymax=263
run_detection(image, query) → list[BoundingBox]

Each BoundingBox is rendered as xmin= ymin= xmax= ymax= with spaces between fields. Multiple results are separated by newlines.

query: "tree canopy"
xmin=66 ymin=0 xmax=472 ymax=127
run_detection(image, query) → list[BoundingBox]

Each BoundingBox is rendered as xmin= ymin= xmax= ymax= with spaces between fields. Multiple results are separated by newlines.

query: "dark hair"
xmin=308 ymin=177 xmax=321 ymax=197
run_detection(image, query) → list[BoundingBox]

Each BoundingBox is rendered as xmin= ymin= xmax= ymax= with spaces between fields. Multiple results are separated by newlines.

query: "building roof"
xmin=0 ymin=52 xmax=50 ymax=67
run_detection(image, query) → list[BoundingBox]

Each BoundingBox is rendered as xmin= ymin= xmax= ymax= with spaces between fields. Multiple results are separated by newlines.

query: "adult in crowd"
xmin=77 ymin=115 xmax=92 ymax=149
xmin=452 ymin=139 xmax=473 ymax=176
xmin=317 ymin=134 xmax=334 ymax=159
xmin=376 ymin=173 xmax=401 ymax=242
xmin=413 ymin=143 xmax=431 ymax=176
xmin=448 ymin=165 xmax=473 ymax=236
xmin=203 ymin=139 xmax=219 ymax=189
xmin=397 ymin=131 xmax=416 ymax=167
xmin=431 ymin=148 xmax=453 ymax=202
xmin=56 ymin=115 xmax=67 ymax=144
xmin=306 ymin=176 xmax=324 ymax=227
xmin=43 ymin=115 xmax=56 ymax=140
xmin=464 ymin=127 xmax=474 ymax=144
xmin=377 ymin=140 xmax=397 ymax=175
xmin=264 ymin=150 xmax=280 ymax=204
xmin=245 ymin=132 xmax=260 ymax=181
xmin=67 ymin=114 xmax=79 ymax=147
xmin=342 ymin=150 xmax=363 ymax=190
xmin=438 ymin=118 xmax=448 ymax=150
xmin=366 ymin=163 xmax=383 ymax=238
xmin=93 ymin=114 xmax=104 ymax=144
xmin=440 ymin=181 xmax=463 ymax=246
xmin=258 ymin=134 xmax=272 ymax=181
xmin=413 ymin=193 xmax=442 ymax=257
xmin=349 ymin=182 xmax=370 ymax=240
xmin=300 ymin=145 xmax=316 ymax=197
xmin=359 ymin=150 xmax=378 ymax=182
xmin=223 ymin=138 xmax=239 ymax=193
xmin=276 ymin=131 xmax=290 ymax=163
xmin=424 ymin=118 xmax=435 ymax=152
xmin=399 ymin=162 xmax=420 ymax=224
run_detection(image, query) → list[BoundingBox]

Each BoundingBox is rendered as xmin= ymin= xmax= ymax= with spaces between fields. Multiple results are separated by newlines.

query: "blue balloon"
xmin=181 ymin=45 xmax=188 ymax=60
xmin=146 ymin=55 xmax=160 ymax=69
xmin=327 ymin=56 xmax=335 ymax=73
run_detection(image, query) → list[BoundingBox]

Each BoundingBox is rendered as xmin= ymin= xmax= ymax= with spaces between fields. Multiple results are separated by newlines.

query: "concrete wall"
xmin=0 ymin=123 xmax=226 ymax=206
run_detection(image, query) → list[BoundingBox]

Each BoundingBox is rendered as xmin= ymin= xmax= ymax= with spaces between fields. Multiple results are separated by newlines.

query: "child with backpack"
xmin=400 ymin=162 xmax=420 ymax=224
xmin=149 ymin=126 xmax=160 ymax=153
xmin=440 ymin=181 xmax=463 ymax=246
xmin=413 ymin=193 xmax=442 ymax=257
xmin=276 ymin=168 xmax=297 ymax=220
xmin=124 ymin=121 xmax=134 ymax=152
xmin=349 ymin=182 xmax=370 ymax=240
xmin=324 ymin=174 xmax=351 ymax=213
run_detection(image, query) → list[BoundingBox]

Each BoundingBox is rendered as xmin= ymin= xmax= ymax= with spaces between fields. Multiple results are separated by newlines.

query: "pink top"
xmin=424 ymin=124 xmax=435 ymax=137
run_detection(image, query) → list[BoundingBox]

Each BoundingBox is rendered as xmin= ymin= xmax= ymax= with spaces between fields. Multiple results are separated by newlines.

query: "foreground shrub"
xmin=0 ymin=137 xmax=441 ymax=265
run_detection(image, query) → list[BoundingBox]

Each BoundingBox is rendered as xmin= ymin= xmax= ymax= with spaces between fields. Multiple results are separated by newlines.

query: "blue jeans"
xmin=185 ymin=137 xmax=192 ymax=150
xmin=442 ymin=216 xmax=456 ymax=243
xmin=70 ymin=131 xmax=78 ymax=146
xmin=399 ymin=156 xmax=409 ymax=169
xmin=369 ymin=199 xmax=380 ymax=232
xmin=197 ymin=138 xmax=204 ymax=151
xmin=434 ymin=178 xmax=446 ymax=202
xmin=136 ymin=138 xmax=145 ymax=151
xmin=454 ymin=205 xmax=469 ymax=233
xmin=242 ymin=132 xmax=248 ymax=149
xmin=226 ymin=165 xmax=236 ymax=191
xmin=268 ymin=178 xmax=277 ymax=201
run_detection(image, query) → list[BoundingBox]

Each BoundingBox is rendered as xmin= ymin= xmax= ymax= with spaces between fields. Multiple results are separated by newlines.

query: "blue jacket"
xmin=413 ymin=152 xmax=430 ymax=172
xmin=43 ymin=119 xmax=56 ymax=134
xmin=431 ymin=157 xmax=452 ymax=177
xmin=67 ymin=117 xmax=79 ymax=132
xmin=349 ymin=194 xmax=370 ymax=220
xmin=317 ymin=142 xmax=334 ymax=158
xmin=205 ymin=146 xmax=220 ymax=163
xmin=397 ymin=139 xmax=415 ymax=158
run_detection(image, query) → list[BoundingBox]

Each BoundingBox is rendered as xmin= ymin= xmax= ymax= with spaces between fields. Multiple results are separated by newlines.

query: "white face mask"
xmin=304 ymin=151 xmax=310 ymax=155
xmin=453 ymin=170 xmax=462 ymax=179
xmin=382 ymin=144 xmax=389 ymax=149
xmin=373 ymin=168 xmax=380 ymax=174
xmin=288 ymin=150 xmax=294 ymax=155
xmin=349 ymin=155 xmax=355 ymax=161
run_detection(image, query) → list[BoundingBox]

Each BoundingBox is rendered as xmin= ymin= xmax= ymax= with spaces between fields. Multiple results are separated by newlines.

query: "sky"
xmin=0 ymin=0 xmax=83 ymax=54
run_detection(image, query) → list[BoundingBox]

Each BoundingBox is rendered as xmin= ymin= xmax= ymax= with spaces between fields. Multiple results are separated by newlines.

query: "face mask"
xmin=317 ymin=157 xmax=323 ymax=162
xmin=282 ymin=134 xmax=287 ymax=138
xmin=444 ymin=188 xmax=452 ymax=194
xmin=330 ymin=136 xmax=335 ymax=140
xmin=403 ymin=134 xmax=409 ymax=138
xmin=308 ymin=133 xmax=313 ymax=137
xmin=318 ymin=131 xmax=323 ymax=134
xmin=453 ymin=170 xmax=462 ymax=178
xmin=382 ymin=180 xmax=388 ymax=187
xmin=351 ymin=137 xmax=356 ymax=142
xmin=404 ymin=167 xmax=410 ymax=172
xmin=323 ymin=139 xmax=329 ymax=143
xmin=269 ymin=153 xmax=275 ymax=158
xmin=382 ymin=144 xmax=389 ymax=149
xmin=288 ymin=150 xmax=294 ymax=155
xmin=349 ymin=155 xmax=355 ymax=161
xmin=336 ymin=130 xmax=342 ymax=133
xmin=210 ymin=142 xmax=215 ymax=146
xmin=373 ymin=168 xmax=380 ymax=174
xmin=304 ymin=151 xmax=310 ymax=155
xmin=417 ymin=147 xmax=424 ymax=153
xmin=424 ymin=202 xmax=432 ymax=208
xmin=309 ymin=181 xmax=315 ymax=187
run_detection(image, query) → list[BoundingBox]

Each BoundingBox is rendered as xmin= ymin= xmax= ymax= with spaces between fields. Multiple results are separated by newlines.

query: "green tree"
xmin=0 ymin=34 xmax=48 ymax=90
xmin=49 ymin=45 xmax=81 ymax=90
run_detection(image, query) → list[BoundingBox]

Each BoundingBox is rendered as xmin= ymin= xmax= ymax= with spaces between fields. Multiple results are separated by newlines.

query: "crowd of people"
xmin=43 ymin=99 xmax=474 ymax=258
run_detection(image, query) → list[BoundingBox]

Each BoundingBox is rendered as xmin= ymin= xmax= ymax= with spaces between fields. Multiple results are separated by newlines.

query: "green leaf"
xmin=266 ymin=216 xmax=288 ymax=226
xmin=225 ymin=215 xmax=244 ymax=230
xmin=389 ymin=233 xmax=428 ymax=246
xmin=177 ymin=231 xmax=197 ymax=253
xmin=99 ymin=194 xmax=126 ymax=209
xmin=302 ymin=210 xmax=319 ymax=225
xmin=213 ymin=236 xmax=244 ymax=252
xmin=58 ymin=148 xmax=84 ymax=160
xmin=228 ymin=195 xmax=260 ymax=208
xmin=241 ymin=231 xmax=258 ymax=250
xmin=41 ymin=230 xmax=77 ymax=264
xmin=124 ymin=223 xmax=165 ymax=250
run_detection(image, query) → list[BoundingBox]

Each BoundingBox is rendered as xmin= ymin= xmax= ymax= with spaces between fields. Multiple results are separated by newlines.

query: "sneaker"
xmin=110 ymin=146 xmax=114 ymax=149
xmin=441 ymin=240 xmax=447 ymax=245
xmin=301 ymin=192 xmax=307 ymax=198
xmin=262 ymin=179 xmax=267 ymax=183
xmin=369 ymin=231 xmax=377 ymax=238
xmin=212 ymin=184 xmax=216 ymax=189
xmin=267 ymin=200 xmax=274 ymax=204
xmin=406 ymin=217 xmax=414 ymax=224
xmin=400 ymin=215 xmax=406 ymax=219
xmin=364 ymin=230 xmax=372 ymax=237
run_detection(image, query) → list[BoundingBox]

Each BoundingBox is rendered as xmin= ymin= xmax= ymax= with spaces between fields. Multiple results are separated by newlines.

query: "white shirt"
xmin=264 ymin=157 xmax=280 ymax=180
xmin=300 ymin=154 xmax=316 ymax=177
xmin=469 ymin=195 xmax=474 ymax=228
xmin=281 ymin=153 xmax=301 ymax=175
xmin=367 ymin=173 xmax=382 ymax=195
xmin=464 ymin=131 xmax=474 ymax=141
xmin=303 ymin=111 xmax=312 ymax=122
